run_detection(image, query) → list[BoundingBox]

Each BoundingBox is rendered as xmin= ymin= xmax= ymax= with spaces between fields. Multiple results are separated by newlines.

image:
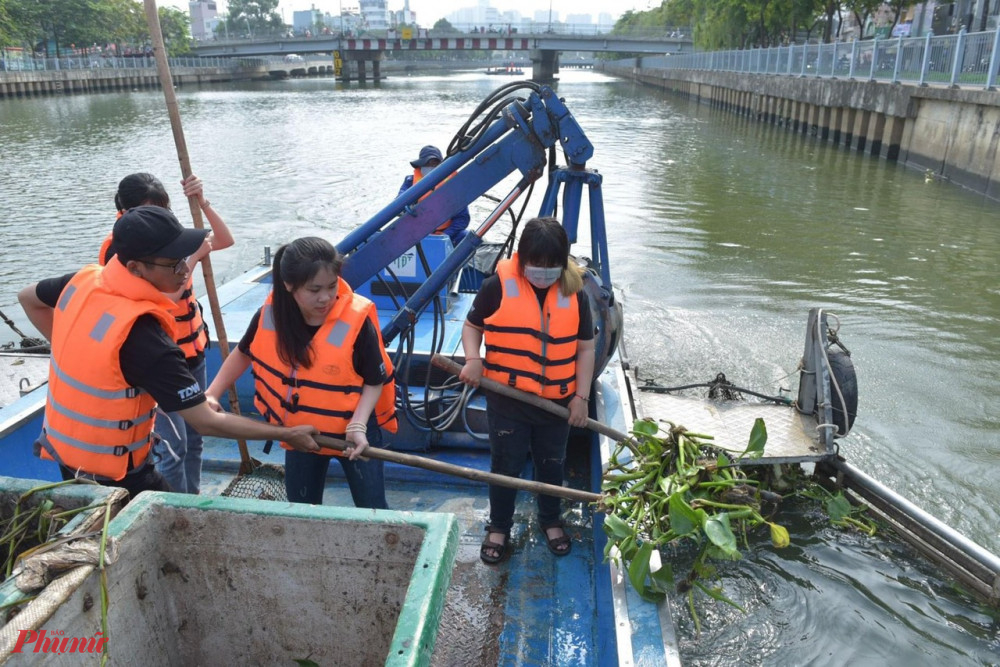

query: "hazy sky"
xmin=166 ymin=1 xmax=659 ymax=25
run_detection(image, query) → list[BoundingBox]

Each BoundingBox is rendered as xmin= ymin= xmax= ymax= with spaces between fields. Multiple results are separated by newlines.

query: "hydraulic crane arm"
xmin=335 ymin=85 xmax=599 ymax=345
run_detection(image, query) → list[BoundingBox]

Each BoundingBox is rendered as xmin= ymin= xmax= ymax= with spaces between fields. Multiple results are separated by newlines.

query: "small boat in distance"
xmin=486 ymin=63 xmax=524 ymax=75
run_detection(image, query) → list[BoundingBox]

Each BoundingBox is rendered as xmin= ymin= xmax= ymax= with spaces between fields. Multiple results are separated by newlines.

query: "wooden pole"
xmin=430 ymin=354 xmax=632 ymax=443
xmin=142 ymin=0 xmax=254 ymax=474
xmin=314 ymin=435 xmax=602 ymax=504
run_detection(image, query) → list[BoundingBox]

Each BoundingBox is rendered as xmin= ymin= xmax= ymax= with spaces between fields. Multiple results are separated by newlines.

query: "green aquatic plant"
xmin=797 ymin=482 xmax=878 ymax=536
xmin=601 ymin=417 xmax=788 ymax=631
xmin=601 ymin=417 xmax=880 ymax=631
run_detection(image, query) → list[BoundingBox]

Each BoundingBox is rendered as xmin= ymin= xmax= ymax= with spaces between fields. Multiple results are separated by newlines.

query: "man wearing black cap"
xmin=18 ymin=206 xmax=319 ymax=498
xmin=397 ymin=145 xmax=471 ymax=246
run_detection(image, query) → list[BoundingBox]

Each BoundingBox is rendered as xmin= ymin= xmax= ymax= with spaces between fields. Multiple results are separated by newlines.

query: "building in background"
xmin=189 ymin=0 xmax=218 ymax=40
xmin=360 ymin=0 xmax=390 ymax=31
xmin=292 ymin=7 xmax=322 ymax=35
xmin=566 ymin=13 xmax=595 ymax=34
xmin=394 ymin=0 xmax=416 ymax=27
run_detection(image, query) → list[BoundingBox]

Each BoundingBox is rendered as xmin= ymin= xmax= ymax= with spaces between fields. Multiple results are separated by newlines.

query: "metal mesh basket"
xmin=219 ymin=463 xmax=287 ymax=501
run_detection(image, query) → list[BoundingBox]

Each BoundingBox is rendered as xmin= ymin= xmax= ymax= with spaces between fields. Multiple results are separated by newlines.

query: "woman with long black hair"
xmin=206 ymin=237 xmax=396 ymax=507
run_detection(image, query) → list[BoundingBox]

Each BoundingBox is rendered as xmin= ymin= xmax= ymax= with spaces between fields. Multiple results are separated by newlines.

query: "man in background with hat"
xmin=18 ymin=205 xmax=319 ymax=498
xmin=397 ymin=145 xmax=471 ymax=246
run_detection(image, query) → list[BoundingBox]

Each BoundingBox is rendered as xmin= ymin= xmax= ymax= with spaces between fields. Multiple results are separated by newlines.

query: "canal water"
xmin=1 ymin=70 xmax=998 ymax=664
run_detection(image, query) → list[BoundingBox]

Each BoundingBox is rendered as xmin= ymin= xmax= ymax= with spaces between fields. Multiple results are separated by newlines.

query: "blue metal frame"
xmin=334 ymin=85 xmax=603 ymax=345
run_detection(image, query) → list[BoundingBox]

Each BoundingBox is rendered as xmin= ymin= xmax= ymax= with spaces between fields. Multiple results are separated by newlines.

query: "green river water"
xmin=0 ymin=69 xmax=997 ymax=665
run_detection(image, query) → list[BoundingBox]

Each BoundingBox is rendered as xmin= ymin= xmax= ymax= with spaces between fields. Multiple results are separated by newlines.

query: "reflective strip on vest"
xmin=261 ymin=305 xmax=275 ymax=331
xmin=50 ymin=357 xmax=142 ymax=400
xmin=36 ymin=432 xmax=151 ymax=480
xmin=42 ymin=420 xmax=150 ymax=456
xmin=89 ymin=312 xmax=115 ymax=343
xmin=46 ymin=391 xmax=155 ymax=431
xmin=503 ymin=277 xmax=520 ymax=298
xmin=57 ymin=284 xmax=77 ymax=311
xmin=327 ymin=321 xmax=351 ymax=347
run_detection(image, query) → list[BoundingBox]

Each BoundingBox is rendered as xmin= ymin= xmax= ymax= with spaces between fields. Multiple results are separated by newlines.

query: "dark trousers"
xmin=59 ymin=460 xmax=171 ymax=501
xmin=486 ymin=409 xmax=570 ymax=533
xmin=284 ymin=417 xmax=388 ymax=509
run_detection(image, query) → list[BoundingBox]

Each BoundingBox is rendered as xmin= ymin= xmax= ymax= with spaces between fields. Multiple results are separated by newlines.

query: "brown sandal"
xmin=540 ymin=522 xmax=572 ymax=557
xmin=480 ymin=526 xmax=510 ymax=564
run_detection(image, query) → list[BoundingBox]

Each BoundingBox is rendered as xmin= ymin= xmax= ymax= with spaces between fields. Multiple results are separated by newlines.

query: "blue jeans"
xmin=152 ymin=357 xmax=206 ymax=494
xmin=486 ymin=409 xmax=570 ymax=533
xmin=284 ymin=416 xmax=388 ymax=509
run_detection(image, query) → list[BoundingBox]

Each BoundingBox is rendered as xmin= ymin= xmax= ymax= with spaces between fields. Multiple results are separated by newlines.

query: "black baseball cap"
xmin=410 ymin=145 xmax=443 ymax=168
xmin=111 ymin=206 xmax=208 ymax=263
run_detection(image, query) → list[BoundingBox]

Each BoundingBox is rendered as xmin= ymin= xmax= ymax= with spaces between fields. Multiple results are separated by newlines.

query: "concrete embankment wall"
xmin=602 ymin=63 xmax=1000 ymax=200
xmin=0 ymin=66 xmax=255 ymax=99
xmin=0 ymin=60 xmax=478 ymax=98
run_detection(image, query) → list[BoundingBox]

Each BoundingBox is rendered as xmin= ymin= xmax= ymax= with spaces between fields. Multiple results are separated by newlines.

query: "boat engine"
xmin=797 ymin=308 xmax=858 ymax=447
xmin=578 ymin=256 xmax=623 ymax=380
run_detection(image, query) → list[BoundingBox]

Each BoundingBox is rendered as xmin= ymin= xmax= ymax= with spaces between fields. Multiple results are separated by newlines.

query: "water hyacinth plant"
xmin=600 ymin=418 xmax=788 ymax=629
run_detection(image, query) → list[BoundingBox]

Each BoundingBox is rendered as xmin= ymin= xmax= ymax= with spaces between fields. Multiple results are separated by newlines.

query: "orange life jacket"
xmin=37 ymin=259 xmax=176 ymax=480
xmin=411 ymin=168 xmax=456 ymax=234
xmin=248 ymin=279 xmax=397 ymax=453
xmin=99 ymin=232 xmax=209 ymax=359
xmin=483 ymin=256 xmax=580 ymax=399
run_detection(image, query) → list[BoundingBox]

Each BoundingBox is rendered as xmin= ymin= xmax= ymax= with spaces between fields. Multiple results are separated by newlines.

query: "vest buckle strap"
xmin=112 ymin=445 xmax=128 ymax=456
xmin=118 ymin=419 xmax=134 ymax=430
xmin=125 ymin=387 xmax=140 ymax=398
xmin=508 ymin=374 xmax=516 ymax=387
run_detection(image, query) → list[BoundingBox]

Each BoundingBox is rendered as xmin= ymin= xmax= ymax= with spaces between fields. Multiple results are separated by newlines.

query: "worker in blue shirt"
xmin=397 ymin=145 xmax=470 ymax=246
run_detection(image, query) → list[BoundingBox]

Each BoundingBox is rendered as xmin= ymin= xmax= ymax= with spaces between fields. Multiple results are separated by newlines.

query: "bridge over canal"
xmin=192 ymin=31 xmax=694 ymax=82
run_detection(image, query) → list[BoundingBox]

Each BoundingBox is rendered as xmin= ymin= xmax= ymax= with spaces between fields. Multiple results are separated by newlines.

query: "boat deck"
xmin=198 ymin=434 xmax=607 ymax=665
xmin=0 ymin=353 xmax=48 ymax=410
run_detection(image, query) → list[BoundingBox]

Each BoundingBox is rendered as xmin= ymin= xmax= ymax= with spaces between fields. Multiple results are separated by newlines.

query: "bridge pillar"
xmin=530 ymin=49 xmax=559 ymax=82
xmin=357 ymin=59 xmax=367 ymax=83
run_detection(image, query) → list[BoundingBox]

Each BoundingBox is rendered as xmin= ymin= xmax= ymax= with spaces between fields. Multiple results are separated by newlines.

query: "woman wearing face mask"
xmin=459 ymin=217 xmax=596 ymax=564
xmin=205 ymin=237 xmax=397 ymax=508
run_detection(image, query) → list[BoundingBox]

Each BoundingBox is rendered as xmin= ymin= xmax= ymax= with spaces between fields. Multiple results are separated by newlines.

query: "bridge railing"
xmin=195 ymin=24 xmax=693 ymax=47
xmin=0 ymin=55 xmax=231 ymax=72
xmin=446 ymin=24 xmax=690 ymax=39
xmin=621 ymin=28 xmax=1000 ymax=90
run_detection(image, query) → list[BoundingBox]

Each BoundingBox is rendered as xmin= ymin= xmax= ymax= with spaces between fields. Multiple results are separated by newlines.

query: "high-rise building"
xmin=292 ymin=8 xmax=322 ymax=35
xmin=189 ymin=0 xmax=218 ymax=41
xmin=360 ymin=0 xmax=390 ymax=31
xmin=395 ymin=0 xmax=416 ymax=26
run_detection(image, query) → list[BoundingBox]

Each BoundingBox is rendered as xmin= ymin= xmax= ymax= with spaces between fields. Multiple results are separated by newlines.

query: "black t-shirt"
xmin=465 ymin=273 xmax=595 ymax=423
xmin=36 ymin=274 xmax=206 ymax=413
xmin=237 ymin=307 xmax=387 ymax=386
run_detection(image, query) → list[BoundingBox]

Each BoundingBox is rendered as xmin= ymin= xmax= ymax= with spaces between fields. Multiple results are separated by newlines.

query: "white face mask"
xmin=524 ymin=265 xmax=562 ymax=289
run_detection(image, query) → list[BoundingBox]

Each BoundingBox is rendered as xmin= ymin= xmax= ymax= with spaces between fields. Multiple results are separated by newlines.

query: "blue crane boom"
xmin=334 ymin=85 xmax=607 ymax=347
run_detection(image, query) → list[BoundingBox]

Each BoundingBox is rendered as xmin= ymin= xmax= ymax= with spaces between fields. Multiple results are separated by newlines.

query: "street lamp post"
xmin=548 ymin=0 xmax=553 ymax=32
xmin=340 ymin=0 xmax=344 ymax=36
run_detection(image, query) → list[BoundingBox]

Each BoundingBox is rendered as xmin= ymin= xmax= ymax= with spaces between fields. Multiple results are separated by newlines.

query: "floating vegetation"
xmin=601 ymin=418 xmax=875 ymax=632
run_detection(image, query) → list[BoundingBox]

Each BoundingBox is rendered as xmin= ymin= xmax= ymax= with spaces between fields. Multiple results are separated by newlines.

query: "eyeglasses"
xmin=140 ymin=257 xmax=190 ymax=275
